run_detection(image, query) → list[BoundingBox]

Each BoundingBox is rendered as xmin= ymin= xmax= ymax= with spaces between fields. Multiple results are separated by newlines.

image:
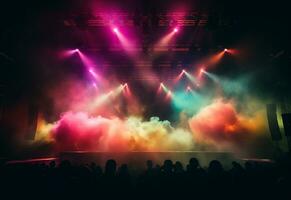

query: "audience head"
xmin=105 ymin=159 xmax=117 ymax=175
xmin=118 ymin=164 xmax=129 ymax=174
xmin=163 ymin=159 xmax=173 ymax=173
xmin=208 ymin=160 xmax=223 ymax=174
xmin=174 ymin=161 xmax=184 ymax=173
xmin=189 ymin=157 xmax=200 ymax=169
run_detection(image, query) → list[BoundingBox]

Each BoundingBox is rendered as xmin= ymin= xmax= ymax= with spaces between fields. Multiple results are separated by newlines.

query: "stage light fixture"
xmin=113 ymin=27 xmax=118 ymax=33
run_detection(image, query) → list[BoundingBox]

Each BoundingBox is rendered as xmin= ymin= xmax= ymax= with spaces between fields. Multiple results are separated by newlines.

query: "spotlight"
xmin=113 ymin=27 xmax=118 ymax=33
xmin=200 ymin=68 xmax=205 ymax=73
xmin=224 ymin=48 xmax=228 ymax=52
xmin=174 ymin=28 xmax=179 ymax=33
xmin=186 ymin=86 xmax=191 ymax=91
xmin=74 ymin=48 xmax=79 ymax=52
xmin=182 ymin=69 xmax=185 ymax=73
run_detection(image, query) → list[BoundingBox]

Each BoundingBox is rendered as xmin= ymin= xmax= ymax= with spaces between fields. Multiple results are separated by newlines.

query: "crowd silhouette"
xmin=1 ymin=155 xmax=290 ymax=199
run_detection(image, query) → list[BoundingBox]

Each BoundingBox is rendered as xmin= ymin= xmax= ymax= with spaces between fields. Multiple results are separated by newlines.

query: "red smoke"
xmin=51 ymin=112 xmax=129 ymax=152
xmin=188 ymin=99 xmax=254 ymax=148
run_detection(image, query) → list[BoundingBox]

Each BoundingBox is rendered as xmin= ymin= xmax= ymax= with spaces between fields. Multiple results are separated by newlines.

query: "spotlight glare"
xmin=174 ymin=28 xmax=178 ymax=33
xmin=224 ymin=48 xmax=228 ymax=52
xmin=113 ymin=27 xmax=118 ymax=33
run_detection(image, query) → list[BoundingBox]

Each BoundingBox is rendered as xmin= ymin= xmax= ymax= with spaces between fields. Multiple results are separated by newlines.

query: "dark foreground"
xmin=1 ymin=154 xmax=290 ymax=199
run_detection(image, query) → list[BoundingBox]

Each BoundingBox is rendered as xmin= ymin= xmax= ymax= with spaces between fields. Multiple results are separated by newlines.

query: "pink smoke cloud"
xmin=188 ymin=99 xmax=266 ymax=150
xmin=51 ymin=112 xmax=129 ymax=152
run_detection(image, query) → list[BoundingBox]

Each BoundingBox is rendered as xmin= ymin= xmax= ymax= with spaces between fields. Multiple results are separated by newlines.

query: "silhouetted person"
xmin=117 ymin=164 xmax=132 ymax=193
xmin=103 ymin=159 xmax=118 ymax=192
xmin=162 ymin=159 xmax=173 ymax=174
xmin=188 ymin=157 xmax=200 ymax=171
xmin=208 ymin=160 xmax=223 ymax=174
xmin=161 ymin=160 xmax=175 ymax=192
xmin=105 ymin=159 xmax=117 ymax=176
xmin=174 ymin=161 xmax=184 ymax=174
xmin=185 ymin=157 xmax=205 ymax=194
xmin=230 ymin=161 xmax=245 ymax=180
xmin=173 ymin=161 xmax=185 ymax=191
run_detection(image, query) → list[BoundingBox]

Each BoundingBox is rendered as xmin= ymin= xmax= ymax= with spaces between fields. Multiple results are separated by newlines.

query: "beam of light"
xmin=171 ymin=89 xmax=208 ymax=115
xmin=174 ymin=27 xmax=179 ymax=33
xmin=76 ymin=50 xmax=95 ymax=69
xmin=74 ymin=50 xmax=105 ymax=83
xmin=89 ymin=85 xmax=124 ymax=109
xmin=88 ymin=68 xmax=104 ymax=83
xmin=203 ymin=71 xmax=220 ymax=83
xmin=196 ymin=50 xmax=225 ymax=68
xmin=122 ymin=83 xmax=132 ymax=97
xmin=165 ymin=90 xmax=173 ymax=100
xmin=92 ymin=82 xmax=98 ymax=90
xmin=197 ymin=66 xmax=205 ymax=77
xmin=154 ymin=29 xmax=177 ymax=48
xmin=161 ymin=83 xmax=170 ymax=93
xmin=202 ymin=70 xmax=248 ymax=97
xmin=60 ymin=49 xmax=80 ymax=58
xmin=157 ymin=82 xmax=163 ymax=94
xmin=88 ymin=68 xmax=99 ymax=79
xmin=186 ymin=85 xmax=192 ymax=92
xmin=224 ymin=48 xmax=237 ymax=55
xmin=112 ymin=27 xmax=135 ymax=55
xmin=184 ymin=71 xmax=197 ymax=85
xmin=113 ymin=27 xmax=118 ymax=33
xmin=174 ymin=70 xmax=185 ymax=83
xmin=209 ymin=50 xmax=225 ymax=65
xmin=185 ymin=85 xmax=197 ymax=96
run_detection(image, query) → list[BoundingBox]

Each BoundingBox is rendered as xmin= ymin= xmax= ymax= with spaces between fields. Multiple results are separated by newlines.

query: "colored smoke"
xmin=36 ymin=98 xmax=268 ymax=154
xmin=188 ymin=99 xmax=267 ymax=151
xmin=43 ymin=112 xmax=194 ymax=152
